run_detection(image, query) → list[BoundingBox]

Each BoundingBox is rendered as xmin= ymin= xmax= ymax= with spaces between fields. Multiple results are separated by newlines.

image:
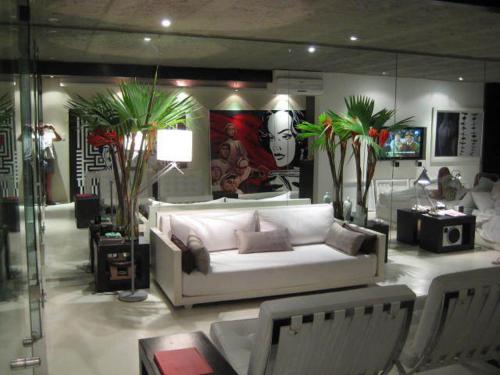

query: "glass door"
xmin=0 ymin=0 xmax=46 ymax=373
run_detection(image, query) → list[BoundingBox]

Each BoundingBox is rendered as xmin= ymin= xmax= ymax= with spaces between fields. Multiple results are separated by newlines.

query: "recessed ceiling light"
xmin=307 ymin=46 xmax=316 ymax=53
xmin=458 ymin=76 xmax=464 ymax=81
xmin=349 ymin=35 xmax=359 ymax=41
xmin=144 ymin=37 xmax=151 ymax=42
xmin=49 ymin=75 xmax=54 ymax=78
xmin=59 ymin=82 xmax=65 ymax=87
xmin=13 ymin=81 xmax=16 ymax=86
xmin=48 ymin=17 xmax=59 ymax=22
xmin=161 ymin=18 xmax=172 ymax=28
xmin=234 ymin=89 xmax=239 ymax=92
xmin=382 ymin=71 xmax=387 ymax=75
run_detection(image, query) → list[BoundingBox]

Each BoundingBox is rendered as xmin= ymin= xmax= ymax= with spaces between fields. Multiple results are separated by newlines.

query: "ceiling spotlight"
xmin=176 ymin=80 xmax=187 ymax=87
xmin=144 ymin=37 xmax=151 ymax=42
xmin=13 ymin=81 xmax=16 ymax=86
xmin=307 ymin=46 xmax=316 ymax=53
xmin=382 ymin=71 xmax=387 ymax=75
xmin=458 ymin=76 xmax=464 ymax=81
xmin=349 ymin=35 xmax=359 ymax=41
xmin=49 ymin=75 xmax=54 ymax=78
xmin=234 ymin=89 xmax=239 ymax=92
xmin=161 ymin=18 xmax=172 ymax=28
xmin=59 ymin=82 xmax=65 ymax=87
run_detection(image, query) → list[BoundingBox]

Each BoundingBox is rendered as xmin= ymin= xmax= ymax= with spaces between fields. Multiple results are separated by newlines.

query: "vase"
xmin=354 ymin=204 xmax=368 ymax=226
xmin=343 ymin=196 xmax=352 ymax=222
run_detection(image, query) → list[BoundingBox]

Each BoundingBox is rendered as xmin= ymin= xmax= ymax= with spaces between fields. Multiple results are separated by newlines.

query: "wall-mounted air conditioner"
xmin=274 ymin=77 xmax=324 ymax=96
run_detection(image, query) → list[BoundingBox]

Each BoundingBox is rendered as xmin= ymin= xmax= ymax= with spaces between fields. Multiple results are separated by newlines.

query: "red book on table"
xmin=154 ymin=347 xmax=213 ymax=375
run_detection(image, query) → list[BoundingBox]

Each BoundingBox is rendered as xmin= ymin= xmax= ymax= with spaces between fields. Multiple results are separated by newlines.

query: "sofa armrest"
xmin=334 ymin=219 xmax=385 ymax=281
xmin=150 ymin=227 xmax=183 ymax=306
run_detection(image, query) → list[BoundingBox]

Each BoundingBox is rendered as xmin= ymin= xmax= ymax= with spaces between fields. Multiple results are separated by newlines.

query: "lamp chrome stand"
xmin=117 ymin=162 xmax=183 ymax=303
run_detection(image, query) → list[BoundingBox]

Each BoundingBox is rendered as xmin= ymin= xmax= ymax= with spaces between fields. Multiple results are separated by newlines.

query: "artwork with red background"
xmin=210 ymin=110 xmax=307 ymax=195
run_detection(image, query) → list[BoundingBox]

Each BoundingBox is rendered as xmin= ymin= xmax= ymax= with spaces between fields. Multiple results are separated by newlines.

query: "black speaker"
xmin=299 ymin=160 xmax=314 ymax=200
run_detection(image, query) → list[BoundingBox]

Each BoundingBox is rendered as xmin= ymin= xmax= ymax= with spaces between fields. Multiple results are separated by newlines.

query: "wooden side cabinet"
xmin=95 ymin=240 xmax=150 ymax=293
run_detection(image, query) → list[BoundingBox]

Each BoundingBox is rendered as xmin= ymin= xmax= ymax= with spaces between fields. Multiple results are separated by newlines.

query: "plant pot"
xmin=354 ymin=204 xmax=368 ymax=226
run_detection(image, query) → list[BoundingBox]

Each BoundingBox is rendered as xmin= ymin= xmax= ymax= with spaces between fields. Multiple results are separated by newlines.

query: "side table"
xmin=396 ymin=209 xmax=421 ymax=245
xmin=94 ymin=239 xmax=149 ymax=292
xmin=139 ymin=332 xmax=237 ymax=375
xmin=419 ymin=213 xmax=476 ymax=253
xmin=366 ymin=219 xmax=389 ymax=263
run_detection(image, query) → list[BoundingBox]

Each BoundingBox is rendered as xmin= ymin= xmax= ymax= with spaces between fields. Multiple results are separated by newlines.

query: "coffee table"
xmin=139 ymin=331 xmax=237 ymax=375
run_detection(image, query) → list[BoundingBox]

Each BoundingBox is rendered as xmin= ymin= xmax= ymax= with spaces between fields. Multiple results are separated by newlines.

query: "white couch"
xmin=150 ymin=204 xmax=386 ymax=307
xmin=140 ymin=196 xmax=311 ymax=244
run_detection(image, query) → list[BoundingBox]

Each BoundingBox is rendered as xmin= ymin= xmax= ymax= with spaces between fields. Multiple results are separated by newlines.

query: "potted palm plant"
xmin=67 ymin=76 xmax=198 ymax=237
xmin=297 ymin=112 xmax=350 ymax=219
xmin=341 ymin=95 xmax=413 ymax=225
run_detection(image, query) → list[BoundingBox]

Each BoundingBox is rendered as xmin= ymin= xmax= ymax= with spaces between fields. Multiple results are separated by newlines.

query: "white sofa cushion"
xmin=170 ymin=210 xmax=257 ymax=252
xmin=210 ymin=318 xmax=258 ymax=375
xmin=182 ymin=244 xmax=377 ymax=297
xmin=257 ymin=204 xmax=333 ymax=245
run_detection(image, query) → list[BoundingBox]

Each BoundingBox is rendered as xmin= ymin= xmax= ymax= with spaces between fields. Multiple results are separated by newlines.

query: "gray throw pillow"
xmin=342 ymin=223 xmax=377 ymax=254
xmin=236 ymin=229 xmax=292 ymax=254
xmin=187 ymin=231 xmax=210 ymax=274
xmin=325 ymin=222 xmax=365 ymax=256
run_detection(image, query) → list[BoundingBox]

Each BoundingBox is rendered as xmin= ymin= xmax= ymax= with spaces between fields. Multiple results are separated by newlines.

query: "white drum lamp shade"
xmin=157 ymin=129 xmax=193 ymax=162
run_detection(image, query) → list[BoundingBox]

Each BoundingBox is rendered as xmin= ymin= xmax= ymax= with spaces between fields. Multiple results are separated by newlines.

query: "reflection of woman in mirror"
xmin=38 ymin=123 xmax=62 ymax=204
xmin=260 ymin=110 xmax=306 ymax=191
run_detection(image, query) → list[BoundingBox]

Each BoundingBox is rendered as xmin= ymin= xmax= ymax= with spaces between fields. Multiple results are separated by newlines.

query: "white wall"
xmin=314 ymin=72 xmax=484 ymax=203
xmin=41 ymin=78 xmax=305 ymax=202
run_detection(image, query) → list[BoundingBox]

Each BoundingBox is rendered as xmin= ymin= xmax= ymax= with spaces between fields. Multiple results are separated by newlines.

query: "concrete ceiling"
xmin=1 ymin=0 xmax=500 ymax=81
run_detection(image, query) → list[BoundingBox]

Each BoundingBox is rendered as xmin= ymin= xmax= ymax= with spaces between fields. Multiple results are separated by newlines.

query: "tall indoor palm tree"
xmin=341 ymin=95 xmax=413 ymax=224
xmin=68 ymin=76 xmax=198 ymax=235
xmin=297 ymin=111 xmax=350 ymax=219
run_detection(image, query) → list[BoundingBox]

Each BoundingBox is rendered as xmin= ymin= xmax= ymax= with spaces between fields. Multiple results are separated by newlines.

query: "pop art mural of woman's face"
xmin=266 ymin=111 xmax=296 ymax=168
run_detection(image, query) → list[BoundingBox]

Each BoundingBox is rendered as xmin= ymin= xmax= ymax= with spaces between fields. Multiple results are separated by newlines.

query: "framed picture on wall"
xmin=431 ymin=108 xmax=483 ymax=164
xmin=209 ymin=110 xmax=307 ymax=195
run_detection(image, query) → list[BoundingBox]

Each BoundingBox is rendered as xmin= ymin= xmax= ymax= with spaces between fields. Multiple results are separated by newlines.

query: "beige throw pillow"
xmin=187 ymin=231 xmax=210 ymax=274
xmin=325 ymin=222 xmax=366 ymax=256
xmin=236 ymin=229 xmax=292 ymax=254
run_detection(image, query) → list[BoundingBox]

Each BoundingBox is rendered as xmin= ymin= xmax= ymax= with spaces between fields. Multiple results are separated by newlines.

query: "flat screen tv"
xmin=380 ymin=127 xmax=425 ymax=160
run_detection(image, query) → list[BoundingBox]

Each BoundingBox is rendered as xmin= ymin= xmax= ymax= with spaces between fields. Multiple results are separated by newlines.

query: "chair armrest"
xmin=150 ymin=227 xmax=183 ymax=305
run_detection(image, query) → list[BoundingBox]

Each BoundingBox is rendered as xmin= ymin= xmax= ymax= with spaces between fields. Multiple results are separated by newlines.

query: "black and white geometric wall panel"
xmin=0 ymin=117 xmax=19 ymax=197
xmin=69 ymin=110 xmax=112 ymax=200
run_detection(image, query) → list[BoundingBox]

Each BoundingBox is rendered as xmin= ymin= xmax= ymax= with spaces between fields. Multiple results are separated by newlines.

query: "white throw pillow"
xmin=170 ymin=211 xmax=257 ymax=251
xmin=257 ymin=204 xmax=334 ymax=245
xmin=491 ymin=181 xmax=500 ymax=201
xmin=473 ymin=177 xmax=495 ymax=192
xmin=471 ymin=191 xmax=494 ymax=212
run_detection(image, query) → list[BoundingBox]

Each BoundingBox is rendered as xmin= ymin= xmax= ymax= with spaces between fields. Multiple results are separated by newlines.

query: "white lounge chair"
xmin=210 ymin=285 xmax=416 ymax=375
xmin=397 ymin=267 xmax=500 ymax=374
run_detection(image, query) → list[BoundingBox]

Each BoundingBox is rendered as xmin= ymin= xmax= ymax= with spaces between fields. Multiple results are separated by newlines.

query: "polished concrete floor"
xmin=3 ymin=203 xmax=499 ymax=375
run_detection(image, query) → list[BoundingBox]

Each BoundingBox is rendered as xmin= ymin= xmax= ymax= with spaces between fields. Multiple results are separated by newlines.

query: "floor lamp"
xmin=118 ymin=129 xmax=193 ymax=302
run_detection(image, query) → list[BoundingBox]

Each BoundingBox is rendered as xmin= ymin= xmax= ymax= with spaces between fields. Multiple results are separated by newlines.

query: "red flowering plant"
xmin=67 ymin=75 xmax=198 ymax=236
xmin=340 ymin=96 xmax=413 ymax=225
xmin=87 ymin=128 xmax=119 ymax=148
xmin=297 ymin=112 xmax=350 ymax=219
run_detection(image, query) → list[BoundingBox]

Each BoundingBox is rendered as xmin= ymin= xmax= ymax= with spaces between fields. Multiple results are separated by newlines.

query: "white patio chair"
xmin=396 ymin=267 xmax=500 ymax=374
xmin=210 ymin=285 xmax=416 ymax=375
